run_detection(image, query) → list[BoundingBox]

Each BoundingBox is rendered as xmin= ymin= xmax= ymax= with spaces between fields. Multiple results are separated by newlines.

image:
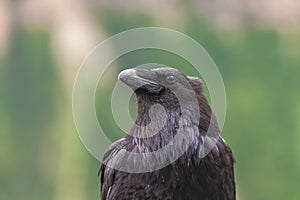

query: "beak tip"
xmin=118 ymin=68 xmax=136 ymax=81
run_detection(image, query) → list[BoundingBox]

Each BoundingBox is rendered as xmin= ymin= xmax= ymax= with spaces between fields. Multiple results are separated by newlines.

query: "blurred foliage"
xmin=1 ymin=29 xmax=61 ymax=199
xmin=1 ymin=9 xmax=300 ymax=200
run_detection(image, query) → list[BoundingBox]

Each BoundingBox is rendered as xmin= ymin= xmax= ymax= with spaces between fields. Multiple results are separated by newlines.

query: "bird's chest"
xmin=110 ymin=169 xmax=175 ymax=200
xmin=110 ymin=165 xmax=209 ymax=200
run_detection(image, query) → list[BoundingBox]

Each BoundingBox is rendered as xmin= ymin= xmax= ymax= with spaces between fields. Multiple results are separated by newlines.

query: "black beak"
xmin=118 ymin=68 xmax=163 ymax=93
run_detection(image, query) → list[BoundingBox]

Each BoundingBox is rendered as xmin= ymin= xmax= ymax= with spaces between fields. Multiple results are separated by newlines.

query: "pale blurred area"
xmin=0 ymin=1 xmax=300 ymax=200
xmin=1 ymin=0 xmax=300 ymax=72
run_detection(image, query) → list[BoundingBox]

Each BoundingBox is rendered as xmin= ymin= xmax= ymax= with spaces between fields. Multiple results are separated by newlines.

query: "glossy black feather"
xmin=99 ymin=68 xmax=235 ymax=200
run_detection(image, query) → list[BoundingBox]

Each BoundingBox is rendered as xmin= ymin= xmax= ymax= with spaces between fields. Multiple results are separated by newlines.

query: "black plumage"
xmin=99 ymin=67 xmax=235 ymax=200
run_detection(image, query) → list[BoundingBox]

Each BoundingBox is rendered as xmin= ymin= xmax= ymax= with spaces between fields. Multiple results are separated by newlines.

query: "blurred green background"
xmin=1 ymin=1 xmax=300 ymax=200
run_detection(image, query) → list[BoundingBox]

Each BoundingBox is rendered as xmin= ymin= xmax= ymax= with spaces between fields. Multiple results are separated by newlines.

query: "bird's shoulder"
xmin=98 ymin=138 xmax=128 ymax=200
xmin=197 ymin=136 xmax=236 ymax=199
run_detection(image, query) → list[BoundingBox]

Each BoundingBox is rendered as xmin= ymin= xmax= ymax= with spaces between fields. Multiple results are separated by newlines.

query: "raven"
xmin=99 ymin=67 xmax=235 ymax=200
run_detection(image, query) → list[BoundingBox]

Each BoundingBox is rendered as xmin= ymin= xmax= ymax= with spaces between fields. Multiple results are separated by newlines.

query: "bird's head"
xmin=118 ymin=67 xmax=203 ymax=109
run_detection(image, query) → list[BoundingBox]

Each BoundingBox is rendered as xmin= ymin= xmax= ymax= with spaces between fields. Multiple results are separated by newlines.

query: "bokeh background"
xmin=1 ymin=0 xmax=300 ymax=200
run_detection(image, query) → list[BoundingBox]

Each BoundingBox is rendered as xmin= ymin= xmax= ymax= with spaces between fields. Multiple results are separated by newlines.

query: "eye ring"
xmin=165 ymin=75 xmax=176 ymax=84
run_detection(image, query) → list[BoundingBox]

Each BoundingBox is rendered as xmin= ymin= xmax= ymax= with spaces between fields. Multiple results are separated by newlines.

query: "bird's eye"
xmin=165 ymin=75 xmax=176 ymax=84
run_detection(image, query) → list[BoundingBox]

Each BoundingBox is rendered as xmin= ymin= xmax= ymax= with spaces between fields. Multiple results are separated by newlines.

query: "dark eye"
xmin=165 ymin=75 xmax=176 ymax=84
